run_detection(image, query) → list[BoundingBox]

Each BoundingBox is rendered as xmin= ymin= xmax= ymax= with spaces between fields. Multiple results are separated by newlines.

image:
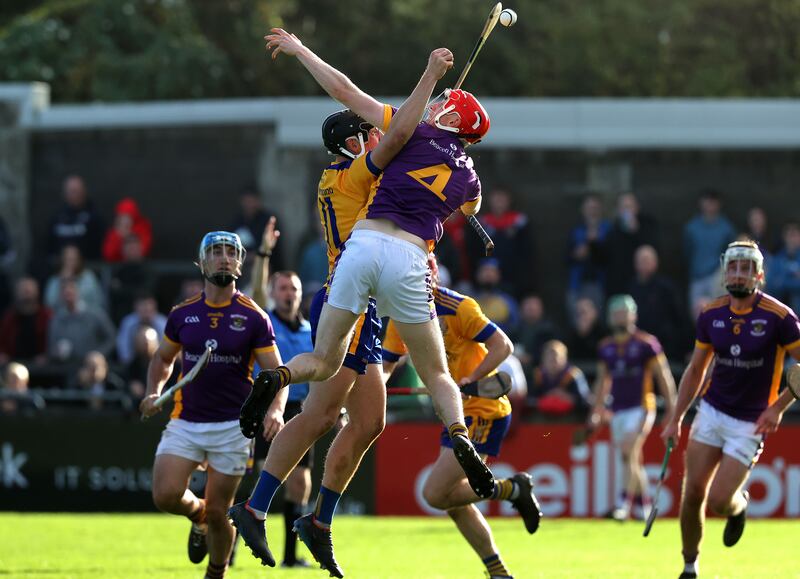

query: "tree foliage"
xmin=1 ymin=0 xmax=799 ymax=102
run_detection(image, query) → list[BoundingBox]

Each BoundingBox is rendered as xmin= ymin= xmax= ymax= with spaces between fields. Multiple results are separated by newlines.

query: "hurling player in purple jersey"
xmin=588 ymin=295 xmax=676 ymax=522
xmin=662 ymin=241 xmax=800 ymax=579
xmin=139 ymin=232 xmax=284 ymax=579
xmin=242 ymin=29 xmax=495 ymax=512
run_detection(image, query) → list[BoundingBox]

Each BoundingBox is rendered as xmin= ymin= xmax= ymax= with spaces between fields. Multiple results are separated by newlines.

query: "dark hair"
xmin=699 ymin=188 xmax=722 ymax=201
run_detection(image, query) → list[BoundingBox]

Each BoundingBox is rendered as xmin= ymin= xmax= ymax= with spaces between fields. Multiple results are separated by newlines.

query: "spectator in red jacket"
xmin=102 ymin=198 xmax=153 ymax=262
xmin=0 ymin=277 xmax=52 ymax=366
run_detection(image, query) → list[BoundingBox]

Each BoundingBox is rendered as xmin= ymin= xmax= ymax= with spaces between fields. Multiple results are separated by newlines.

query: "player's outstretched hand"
xmin=426 ymin=48 xmax=454 ymax=80
xmin=139 ymin=394 xmax=161 ymax=419
xmin=265 ymin=28 xmax=304 ymax=60
xmin=755 ymin=403 xmax=783 ymax=434
xmin=261 ymin=216 xmax=280 ymax=253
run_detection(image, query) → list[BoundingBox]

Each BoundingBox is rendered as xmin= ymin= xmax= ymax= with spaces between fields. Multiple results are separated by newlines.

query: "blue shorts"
xmin=440 ymin=414 xmax=512 ymax=458
xmin=310 ymin=287 xmax=382 ymax=375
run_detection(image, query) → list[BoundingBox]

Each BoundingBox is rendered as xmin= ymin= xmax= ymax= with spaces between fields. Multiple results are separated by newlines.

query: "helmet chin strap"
xmin=726 ymin=284 xmax=756 ymax=298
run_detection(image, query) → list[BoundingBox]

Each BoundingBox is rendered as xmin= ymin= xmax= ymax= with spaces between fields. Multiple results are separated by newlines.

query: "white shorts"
xmin=610 ymin=406 xmax=655 ymax=444
xmin=689 ymin=400 xmax=764 ymax=467
xmin=156 ymin=419 xmax=250 ymax=476
xmin=327 ymin=229 xmax=435 ymax=324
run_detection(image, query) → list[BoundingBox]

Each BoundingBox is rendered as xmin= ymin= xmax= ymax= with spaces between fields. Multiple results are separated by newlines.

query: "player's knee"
xmin=151 ymin=486 xmax=181 ymax=513
xmin=422 ymin=484 xmax=446 ymax=510
xmin=681 ymin=480 xmax=707 ymax=505
xmin=706 ymin=489 xmax=734 ymax=515
xmin=204 ymin=502 xmax=230 ymax=528
xmin=352 ymin=411 xmax=385 ymax=444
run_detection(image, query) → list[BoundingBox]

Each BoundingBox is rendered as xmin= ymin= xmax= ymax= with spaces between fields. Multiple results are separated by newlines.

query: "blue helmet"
xmin=197 ymin=231 xmax=245 ymax=287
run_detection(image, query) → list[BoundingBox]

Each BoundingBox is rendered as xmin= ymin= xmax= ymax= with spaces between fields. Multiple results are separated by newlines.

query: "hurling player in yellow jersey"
xmin=382 ymin=256 xmax=541 ymax=579
xmin=229 ymin=45 xmax=456 ymax=576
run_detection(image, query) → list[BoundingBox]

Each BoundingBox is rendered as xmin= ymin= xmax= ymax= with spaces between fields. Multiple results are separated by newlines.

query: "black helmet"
xmin=321 ymin=109 xmax=373 ymax=159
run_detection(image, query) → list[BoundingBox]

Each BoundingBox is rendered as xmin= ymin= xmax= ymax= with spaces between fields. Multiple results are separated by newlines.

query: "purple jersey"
xmin=363 ymin=123 xmax=481 ymax=246
xmin=598 ymin=331 xmax=663 ymax=412
xmin=164 ymin=291 xmax=276 ymax=423
xmin=696 ymin=292 xmax=800 ymax=421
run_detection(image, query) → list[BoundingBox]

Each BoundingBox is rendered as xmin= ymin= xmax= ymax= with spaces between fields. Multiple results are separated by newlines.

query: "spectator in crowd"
xmin=469 ymin=188 xmax=535 ymax=296
xmin=605 ymin=192 xmax=659 ymax=295
xmin=177 ymin=277 xmax=204 ymax=303
xmin=229 ymin=186 xmax=285 ymax=272
xmin=566 ymin=297 xmax=606 ymax=361
xmin=297 ymin=212 xmax=329 ymax=293
xmin=514 ymin=294 xmax=559 ymax=372
xmin=46 ymin=175 xmax=106 ymax=260
xmin=527 ymin=340 xmax=590 ymax=416
xmin=474 ymin=257 xmax=520 ymax=334
xmin=0 ymin=277 xmax=52 ymax=366
xmin=108 ymin=235 xmax=156 ymax=324
xmin=566 ymin=194 xmax=611 ymax=316
xmin=440 ymin=212 xmax=470 ymax=282
xmin=745 ymin=206 xmax=778 ymax=255
xmin=44 ymin=245 xmax=106 ymax=311
xmin=69 ymin=351 xmax=126 ymax=410
xmin=683 ymin=189 xmax=736 ymax=316
xmin=768 ymin=222 xmax=800 ymax=313
xmin=0 ymin=215 xmax=15 ymax=312
xmin=116 ymin=292 xmax=167 ymax=364
xmin=628 ymin=245 xmax=688 ymax=360
xmin=102 ymin=198 xmax=153 ymax=262
xmin=0 ymin=361 xmax=43 ymax=415
xmin=47 ymin=278 xmax=116 ymax=365
xmin=126 ymin=326 xmax=159 ymax=405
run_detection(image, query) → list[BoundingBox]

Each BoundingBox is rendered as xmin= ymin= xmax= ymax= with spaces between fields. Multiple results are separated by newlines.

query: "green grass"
xmin=0 ymin=514 xmax=797 ymax=578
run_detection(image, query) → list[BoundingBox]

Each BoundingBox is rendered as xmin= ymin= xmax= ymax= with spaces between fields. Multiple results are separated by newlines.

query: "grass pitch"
xmin=0 ymin=514 xmax=796 ymax=578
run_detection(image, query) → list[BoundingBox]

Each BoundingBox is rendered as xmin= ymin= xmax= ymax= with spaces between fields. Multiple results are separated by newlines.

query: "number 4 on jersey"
xmin=406 ymin=164 xmax=452 ymax=201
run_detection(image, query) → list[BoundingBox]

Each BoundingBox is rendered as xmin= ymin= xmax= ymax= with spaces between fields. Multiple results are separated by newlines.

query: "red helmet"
xmin=428 ymin=89 xmax=490 ymax=144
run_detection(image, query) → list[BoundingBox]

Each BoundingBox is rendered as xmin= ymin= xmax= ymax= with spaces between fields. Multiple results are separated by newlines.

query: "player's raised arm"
xmin=264 ymin=28 xmax=385 ymax=128
xmin=661 ymin=346 xmax=714 ymax=443
xmin=251 ymin=216 xmax=280 ymax=309
xmin=139 ymin=338 xmax=181 ymax=418
xmin=369 ymin=48 xmax=454 ymax=170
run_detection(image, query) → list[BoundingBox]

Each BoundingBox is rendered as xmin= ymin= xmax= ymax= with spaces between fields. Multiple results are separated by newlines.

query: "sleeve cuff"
xmin=695 ymin=340 xmax=713 ymax=350
xmin=365 ymin=152 xmax=381 ymax=177
xmin=163 ymin=334 xmax=179 ymax=346
xmin=254 ymin=345 xmax=277 ymax=353
xmin=473 ymin=323 xmax=498 ymax=343
xmin=783 ymin=338 xmax=800 ymax=351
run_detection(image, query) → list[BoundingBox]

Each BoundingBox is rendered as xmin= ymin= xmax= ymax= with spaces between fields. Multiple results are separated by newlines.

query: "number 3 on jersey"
xmin=407 ymin=164 xmax=452 ymax=201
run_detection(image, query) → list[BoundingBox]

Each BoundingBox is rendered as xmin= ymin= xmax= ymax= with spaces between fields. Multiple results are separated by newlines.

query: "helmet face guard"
xmin=321 ymin=110 xmax=374 ymax=159
xmin=721 ymin=242 xmax=764 ymax=298
xmin=425 ymin=88 xmax=490 ymax=145
xmin=198 ymin=231 xmax=245 ymax=287
xmin=606 ymin=294 xmax=638 ymax=332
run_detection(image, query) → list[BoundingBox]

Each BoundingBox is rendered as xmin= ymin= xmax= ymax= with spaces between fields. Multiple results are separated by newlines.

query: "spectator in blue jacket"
xmin=566 ymin=194 xmax=611 ymax=317
xmin=768 ymin=223 xmax=800 ymax=313
xmin=683 ymin=189 xmax=736 ymax=316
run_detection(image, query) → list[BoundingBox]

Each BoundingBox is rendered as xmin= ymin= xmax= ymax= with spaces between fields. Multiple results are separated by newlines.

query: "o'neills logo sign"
xmin=375 ymin=424 xmax=800 ymax=518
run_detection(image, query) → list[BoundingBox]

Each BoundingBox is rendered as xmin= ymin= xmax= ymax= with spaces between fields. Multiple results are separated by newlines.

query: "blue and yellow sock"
xmin=313 ymin=486 xmax=341 ymax=530
xmin=483 ymin=553 xmax=511 ymax=577
xmin=448 ymin=422 xmax=469 ymax=440
xmin=247 ymin=470 xmax=282 ymax=520
xmin=491 ymin=479 xmax=519 ymax=501
xmin=276 ymin=366 xmax=292 ymax=388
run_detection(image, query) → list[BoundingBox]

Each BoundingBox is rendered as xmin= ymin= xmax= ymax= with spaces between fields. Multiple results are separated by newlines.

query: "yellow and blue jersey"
xmin=383 ymin=286 xmax=511 ymax=420
xmin=317 ymin=104 xmax=394 ymax=275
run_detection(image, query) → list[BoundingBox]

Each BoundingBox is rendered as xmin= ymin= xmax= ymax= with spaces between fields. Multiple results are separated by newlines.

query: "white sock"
xmin=683 ymin=561 xmax=698 ymax=575
xmin=245 ymin=501 xmax=267 ymax=520
xmin=509 ymin=482 xmax=520 ymax=500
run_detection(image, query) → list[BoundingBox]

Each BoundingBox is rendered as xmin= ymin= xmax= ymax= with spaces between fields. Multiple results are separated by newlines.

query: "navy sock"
xmin=247 ymin=470 xmax=282 ymax=518
xmin=313 ymin=486 xmax=341 ymax=528
xmin=283 ymin=500 xmax=303 ymax=564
